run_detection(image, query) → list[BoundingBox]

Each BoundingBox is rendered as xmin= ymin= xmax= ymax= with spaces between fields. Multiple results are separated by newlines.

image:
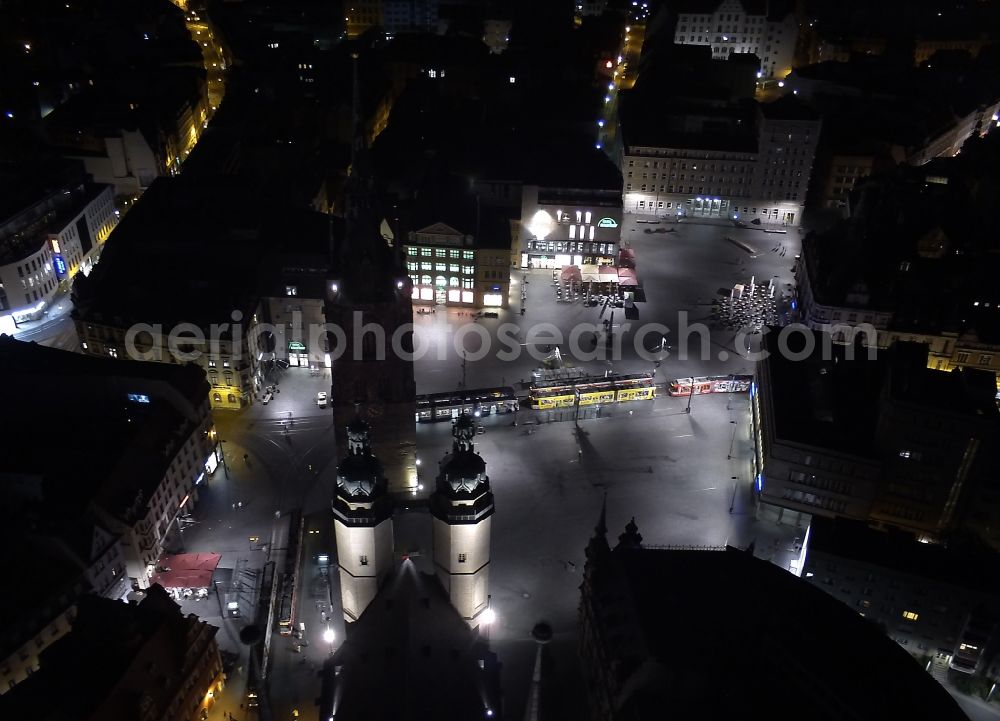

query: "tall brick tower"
xmin=326 ymin=54 xmax=416 ymax=495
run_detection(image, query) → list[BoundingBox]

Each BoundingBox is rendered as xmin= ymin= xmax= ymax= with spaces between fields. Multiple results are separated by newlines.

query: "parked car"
xmin=262 ymin=392 xmax=273 ymax=405
xmin=316 ymin=391 xmax=328 ymax=408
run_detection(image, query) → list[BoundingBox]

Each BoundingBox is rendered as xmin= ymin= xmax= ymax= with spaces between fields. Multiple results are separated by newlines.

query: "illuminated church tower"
xmin=332 ymin=418 xmax=395 ymax=622
xmin=430 ymin=414 xmax=494 ymax=625
xmin=326 ymin=53 xmax=416 ymax=494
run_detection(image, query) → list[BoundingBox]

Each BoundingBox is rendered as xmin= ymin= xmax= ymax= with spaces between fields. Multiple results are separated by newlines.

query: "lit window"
xmin=428 ymin=69 xmax=437 ymax=78
xmin=461 ymin=291 xmax=474 ymax=303
xmin=509 ymin=76 xmax=516 ymax=84
xmin=902 ymin=610 xmax=919 ymax=621
xmin=285 ymin=285 xmax=297 ymax=296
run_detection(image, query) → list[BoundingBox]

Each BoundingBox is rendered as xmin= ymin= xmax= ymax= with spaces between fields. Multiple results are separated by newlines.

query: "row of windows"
xmin=406 ymin=262 xmax=475 ymax=274
xmin=406 ymin=246 xmax=475 ymax=260
xmin=789 ymin=470 xmax=852 ymax=496
xmin=626 ymin=183 xmax=800 ymax=201
xmin=955 ymin=352 xmax=994 ymax=366
xmin=528 ymin=241 xmax=616 ymax=255
xmin=410 ymin=275 xmax=475 ymax=289
xmin=781 ymin=489 xmax=848 ymax=514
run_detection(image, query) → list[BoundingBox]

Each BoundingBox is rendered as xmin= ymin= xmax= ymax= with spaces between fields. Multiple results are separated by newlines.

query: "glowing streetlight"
xmin=323 ymin=627 xmax=335 ymax=644
xmin=481 ymin=608 xmax=496 ymax=625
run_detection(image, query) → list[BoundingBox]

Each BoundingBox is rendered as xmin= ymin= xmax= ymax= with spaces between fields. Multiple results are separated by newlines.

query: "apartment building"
xmin=671 ymin=0 xmax=798 ymax=79
xmin=620 ymin=94 xmax=819 ymax=226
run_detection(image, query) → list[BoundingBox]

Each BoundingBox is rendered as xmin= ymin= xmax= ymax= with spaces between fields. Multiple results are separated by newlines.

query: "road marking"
xmin=673 ymin=433 xmax=694 ymax=438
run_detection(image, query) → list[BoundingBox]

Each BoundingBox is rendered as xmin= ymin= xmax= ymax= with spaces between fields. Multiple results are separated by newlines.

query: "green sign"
xmin=598 ymin=217 xmax=619 ymax=228
xmin=288 ymin=341 xmax=306 ymax=352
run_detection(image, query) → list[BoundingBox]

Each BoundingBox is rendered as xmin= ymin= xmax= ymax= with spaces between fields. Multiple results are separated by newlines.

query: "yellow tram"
xmin=529 ymin=373 xmax=655 ymax=409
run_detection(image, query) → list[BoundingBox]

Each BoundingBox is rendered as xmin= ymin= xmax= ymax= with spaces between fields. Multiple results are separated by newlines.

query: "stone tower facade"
xmin=429 ymin=414 xmax=495 ymax=624
xmin=326 ymin=56 xmax=416 ymax=495
xmin=332 ymin=419 xmax=395 ymax=622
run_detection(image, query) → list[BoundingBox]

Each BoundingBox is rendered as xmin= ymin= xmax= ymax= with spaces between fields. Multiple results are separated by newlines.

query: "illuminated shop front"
xmin=521 ymin=205 xmax=622 ymax=269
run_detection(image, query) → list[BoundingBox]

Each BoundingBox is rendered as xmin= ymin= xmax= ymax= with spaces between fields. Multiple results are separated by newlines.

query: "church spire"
xmin=585 ymin=493 xmax=610 ymax=561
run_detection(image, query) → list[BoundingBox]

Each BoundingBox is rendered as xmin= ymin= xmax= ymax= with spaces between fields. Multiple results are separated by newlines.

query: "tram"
xmin=667 ymin=375 xmax=753 ymax=396
xmin=415 ymin=386 xmax=519 ymax=422
xmin=529 ymin=373 xmax=656 ymax=410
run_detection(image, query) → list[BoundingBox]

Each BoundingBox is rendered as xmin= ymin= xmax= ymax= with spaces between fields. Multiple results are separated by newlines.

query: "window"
xmin=458 ymin=553 xmax=467 ymax=563
xmin=435 ymin=249 xmax=446 ymax=257
xmin=285 ymin=285 xmax=297 ymax=296
xmin=449 ymin=249 xmax=460 ymax=258
xmin=462 ymin=250 xmax=474 ymax=260
xmin=420 ymin=248 xmax=432 ymax=256
xmin=360 ymin=555 xmax=369 ymax=566
xmin=979 ymin=354 xmax=993 ymax=366
xmin=956 ymin=352 xmax=969 ymax=364
xmin=902 ymin=610 xmax=919 ymax=621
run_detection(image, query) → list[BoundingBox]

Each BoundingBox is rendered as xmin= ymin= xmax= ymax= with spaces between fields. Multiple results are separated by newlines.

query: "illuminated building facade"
xmin=0 ymin=161 xmax=117 ymax=332
xmin=519 ymin=185 xmax=623 ymax=270
xmin=620 ymin=94 xmax=820 ymax=226
xmin=0 ymin=586 xmax=224 ymax=721
xmin=430 ymin=415 xmax=495 ymax=624
xmin=346 ymin=0 xmax=383 ymax=38
xmin=333 ymin=420 xmax=395 ymax=622
xmin=671 ymin=0 xmax=798 ymax=80
xmin=403 ymin=194 xmax=512 ymax=308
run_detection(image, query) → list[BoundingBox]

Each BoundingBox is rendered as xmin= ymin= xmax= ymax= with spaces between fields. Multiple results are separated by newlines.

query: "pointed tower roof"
xmin=429 ymin=413 xmax=494 ymax=524
xmin=585 ymin=493 xmax=610 ymax=561
xmin=436 ymin=413 xmax=488 ymax=496
xmin=335 ymin=417 xmax=386 ymax=499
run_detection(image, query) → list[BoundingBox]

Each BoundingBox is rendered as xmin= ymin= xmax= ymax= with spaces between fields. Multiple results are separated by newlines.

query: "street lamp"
xmin=481 ymin=595 xmax=496 ymax=640
xmin=323 ymin=626 xmax=335 ymax=656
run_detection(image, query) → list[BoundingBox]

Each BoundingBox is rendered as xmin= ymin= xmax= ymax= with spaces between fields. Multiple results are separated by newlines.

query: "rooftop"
xmin=0 ymin=585 xmax=219 ymax=721
xmin=0 ymin=337 xmax=208 ymax=519
xmin=585 ymin=534 xmax=968 ymax=720
xmin=761 ymin=329 xmax=883 ymax=457
xmin=320 ymin=560 xmax=501 ymax=721
xmin=71 ymin=176 xmax=276 ymax=328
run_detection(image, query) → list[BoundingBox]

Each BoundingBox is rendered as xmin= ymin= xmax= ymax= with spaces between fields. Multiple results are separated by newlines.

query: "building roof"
xmin=320 ymin=560 xmax=501 ymax=721
xmin=71 ymin=176 xmax=271 ymax=328
xmin=761 ymin=329 xmax=884 ymax=457
xmin=0 ymin=337 xmax=208 ymax=520
xmin=584 ymin=532 xmax=968 ymax=720
xmin=758 ymin=93 xmax=821 ymax=122
xmin=0 ymin=585 xmax=219 ymax=721
xmin=807 ymin=516 xmax=1000 ymax=597
xmin=886 ymin=342 xmax=1000 ymax=418
xmin=404 ymin=175 xmax=513 ymax=250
